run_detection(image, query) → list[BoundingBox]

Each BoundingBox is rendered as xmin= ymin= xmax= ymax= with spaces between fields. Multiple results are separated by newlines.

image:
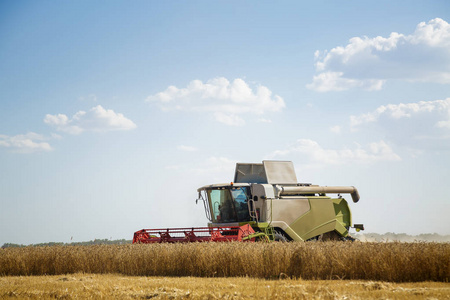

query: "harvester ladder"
xmin=248 ymin=198 xmax=258 ymax=221
xmin=264 ymin=226 xmax=275 ymax=241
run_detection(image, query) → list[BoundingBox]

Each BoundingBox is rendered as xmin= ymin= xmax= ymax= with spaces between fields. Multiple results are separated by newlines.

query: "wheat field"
xmin=1 ymin=242 xmax=449 ymax=282
xmin=1 ymin=274 xmax=449 ymax=299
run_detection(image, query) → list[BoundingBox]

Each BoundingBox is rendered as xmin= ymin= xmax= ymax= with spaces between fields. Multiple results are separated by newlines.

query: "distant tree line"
xmin=2 ymin=239 xmax=132 ymax=248
xmin=2 ymin=233 xmax=450 ymax=248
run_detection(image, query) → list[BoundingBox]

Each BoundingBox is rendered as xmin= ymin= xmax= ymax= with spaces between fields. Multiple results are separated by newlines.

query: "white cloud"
xmin=269 ymin=139 xmax=401 ymax=165
xmin=51 ymin=133 xmax=63 ymax=140
xmin=350 ymin=98 xmax=450 ymax=151
xmin=257 ymin=118 xmax=273 ymax=123
xmin=330 ymin=125 xmax=342 ymax=133
xmin=0 ymin=132 xmax=53 ymax=153
xmin=307 ymin=18 xmax=450 ymax=92
xmin=213 ymin=112 xmax=245 ymax=126
xmin=147 ymin=77 xmax=285 ymax=126
xmin=44 ymin=105 xmax=137 ymax=134
xmin=307 ymin=72 xmax=385 ymax=92
xmin=351 ymin=98 xmax=450 ymax=127
xmin=437 ymin=120 xmax=450 ymax=129
xmin=177 ymin=145 xmax=198 ymax=152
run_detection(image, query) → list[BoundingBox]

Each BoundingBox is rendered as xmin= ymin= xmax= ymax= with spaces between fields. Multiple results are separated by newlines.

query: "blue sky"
xmin=1 ymin=1 xmax=449 ymax=245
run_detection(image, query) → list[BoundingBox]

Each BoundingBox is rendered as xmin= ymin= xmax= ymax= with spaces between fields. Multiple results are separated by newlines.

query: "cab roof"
xmin=197 ymin=182 xmax=250 ymax=192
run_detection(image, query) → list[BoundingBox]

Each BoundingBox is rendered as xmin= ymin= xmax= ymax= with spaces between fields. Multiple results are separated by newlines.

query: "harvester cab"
xmin=196 ymin=160 xmax=364 ymax=241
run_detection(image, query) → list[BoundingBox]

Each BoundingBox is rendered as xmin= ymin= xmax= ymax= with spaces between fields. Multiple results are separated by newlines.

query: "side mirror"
xmin=196 ymin=192 xmax=202 ymax=204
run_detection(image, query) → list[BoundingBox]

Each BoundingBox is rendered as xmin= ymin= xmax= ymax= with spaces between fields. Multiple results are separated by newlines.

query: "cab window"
xmin=207 ymin=187 xmax=251 ymax=223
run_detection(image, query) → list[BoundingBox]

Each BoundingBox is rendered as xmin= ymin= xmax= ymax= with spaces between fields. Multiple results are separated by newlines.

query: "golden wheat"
xmin=0 ymin=242 xmax=448 ymax=282
xmin=1 ymin=274 xmax=449 ymax=299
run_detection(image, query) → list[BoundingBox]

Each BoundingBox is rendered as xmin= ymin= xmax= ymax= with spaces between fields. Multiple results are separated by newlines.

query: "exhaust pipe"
xmin=279 ymin=186 xmax=360 ymax=203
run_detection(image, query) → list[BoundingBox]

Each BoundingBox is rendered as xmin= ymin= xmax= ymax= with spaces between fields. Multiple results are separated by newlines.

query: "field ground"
xmin=1 ymin=274 xmax=449 ymax=299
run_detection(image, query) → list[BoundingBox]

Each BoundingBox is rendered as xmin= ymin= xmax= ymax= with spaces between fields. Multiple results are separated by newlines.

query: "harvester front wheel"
xmin=318 ymin=231 xmax=342 ymax=241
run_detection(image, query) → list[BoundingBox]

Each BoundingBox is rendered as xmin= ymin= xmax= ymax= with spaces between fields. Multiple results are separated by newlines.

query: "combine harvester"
xmin=133 ymin=161 xmax=364 ymax=243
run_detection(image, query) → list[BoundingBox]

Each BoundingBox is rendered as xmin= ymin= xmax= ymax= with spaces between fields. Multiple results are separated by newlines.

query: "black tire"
xmin=342 ymin=235 xmax=356 ymax=242
xmin=318 ymin=231 xmax=342 ymax=241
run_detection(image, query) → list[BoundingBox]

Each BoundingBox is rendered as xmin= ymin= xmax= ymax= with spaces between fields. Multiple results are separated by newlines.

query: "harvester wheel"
xmin=273 ymin=231 xmax=288 ymax=242
xmin=318 ymin=231 xmax=342 ymax=241
xmin=342 ymin=235 xmax=356 ymax=242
